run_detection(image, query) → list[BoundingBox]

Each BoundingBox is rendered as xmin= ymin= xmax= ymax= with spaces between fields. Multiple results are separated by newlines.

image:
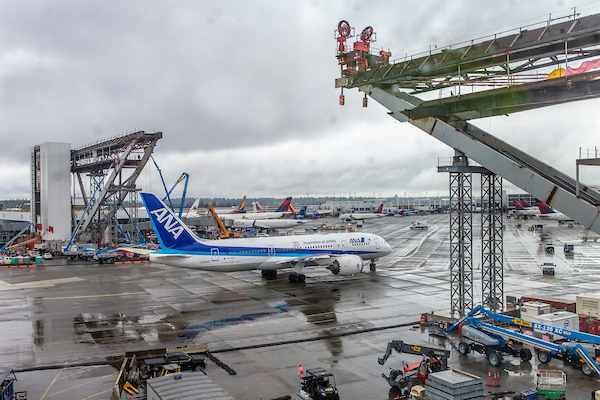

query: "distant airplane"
xmin=513 ymin=199 xmax=538 ymax=216
xmin=253 ymin=202 xmax=265 ymax=213
xmin=385 ymin=202 xmax=405 ymax=216
xmin=134 ymin=192 xmax=392 ymax=282
xmin=534 ymin=199 xmax=574 ymax=221
xmin=296 ymin=206 xmax=323 ymax=219
xmin=232 ymin=218 xmax=308 ymax=229
xmin=225 ymin=197 xmax=294 ymax=220
xmin=339 ymin=204 xmax=385 ymax=220
xmin=186 ymin=196 xmax=247 ymax=218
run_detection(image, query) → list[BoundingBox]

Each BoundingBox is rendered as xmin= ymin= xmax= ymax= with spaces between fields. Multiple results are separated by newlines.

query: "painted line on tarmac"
xmin=0 ymin=278 xmax=279 ymax=303
xmin=396 ymin=231 xmax=432 ymax=262
xmin=210 ymin=320 xmax=420 ymax=354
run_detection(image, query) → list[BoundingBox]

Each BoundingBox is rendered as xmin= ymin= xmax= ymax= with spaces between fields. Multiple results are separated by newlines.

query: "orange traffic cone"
xmin=420 ymin=315 xmax=426 ymax=326
xmin=298 ymin=363 xmax=304 ymax=378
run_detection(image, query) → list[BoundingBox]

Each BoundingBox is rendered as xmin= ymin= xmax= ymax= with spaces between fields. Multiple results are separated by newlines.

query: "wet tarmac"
xmin=1 ymin=214 xmax=600 ymax=398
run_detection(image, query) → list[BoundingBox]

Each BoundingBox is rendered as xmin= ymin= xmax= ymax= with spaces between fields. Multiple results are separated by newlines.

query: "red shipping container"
xmin=589 ymin=319 xmax=600 ymax=336
xmin=521 ymin=295 xmax=576 ymax=313
xmin=580 ymin=314 xmax=590 ymax=333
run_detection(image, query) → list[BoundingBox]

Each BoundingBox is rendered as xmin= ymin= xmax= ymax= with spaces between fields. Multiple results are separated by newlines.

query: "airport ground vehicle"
xmin=144 ymin=352 xmax=206 ymax=376
xmin=297 ymin=368 xmax=339 ymax=400
xmin=378 ymin=340 xmax=449 ymax=393
xmin=564 ymin=244 xmax=574 ymax=256
xmin=446 ymin=306 xmax=600 ymax=375
xmin=545 ymin=242 xmax=555 ymax=253
xmin=410 ymin=221 xmax=428 ymax=230
xmin=542 ymin=262 xmax=556 ymax=275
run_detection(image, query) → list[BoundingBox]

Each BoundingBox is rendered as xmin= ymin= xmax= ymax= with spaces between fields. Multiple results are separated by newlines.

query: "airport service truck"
xmin=295 ymin=368 xmax=339 ymax=400
xmin=144 ymin=352 xmax=206 ymax=376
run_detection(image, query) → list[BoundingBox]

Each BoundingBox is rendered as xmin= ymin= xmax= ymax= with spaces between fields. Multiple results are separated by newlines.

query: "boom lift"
xmin=207 ymin=204 xmax=238 ymax=239
xmin=445 ymin=306 xmax=600 ymax=375
xmin=378 ymin=340 xmax=450 ymax=392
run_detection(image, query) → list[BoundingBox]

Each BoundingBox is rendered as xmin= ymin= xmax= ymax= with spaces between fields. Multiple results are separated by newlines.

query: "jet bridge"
xmin=336 ymin=13 xmax=600 ymax=234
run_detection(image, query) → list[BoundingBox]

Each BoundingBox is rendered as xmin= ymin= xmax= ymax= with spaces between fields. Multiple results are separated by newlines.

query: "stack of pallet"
xmin=424 ymin=369 xmax=484 ymax=400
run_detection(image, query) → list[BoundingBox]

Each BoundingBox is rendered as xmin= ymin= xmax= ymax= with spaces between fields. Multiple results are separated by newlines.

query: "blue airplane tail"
xmin=141 ymin=192 xmax=200 ymax=249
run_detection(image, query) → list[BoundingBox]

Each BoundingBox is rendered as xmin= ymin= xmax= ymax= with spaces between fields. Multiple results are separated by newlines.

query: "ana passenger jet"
xmin=138 ymin=193 xmax=392 ymax=282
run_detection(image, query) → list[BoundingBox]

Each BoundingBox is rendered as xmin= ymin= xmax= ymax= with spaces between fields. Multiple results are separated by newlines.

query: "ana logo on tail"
xmin=150 ymin=208 xmax=184 ymax=239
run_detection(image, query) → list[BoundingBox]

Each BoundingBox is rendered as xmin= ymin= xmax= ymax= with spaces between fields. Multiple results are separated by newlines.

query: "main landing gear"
xmin=370 ymin=262 xmax=376 ymax=271
xmin=261 ymin=270 xmax=277 ymax=278
xmin=289 ymin=273 xmax=306 ymax=282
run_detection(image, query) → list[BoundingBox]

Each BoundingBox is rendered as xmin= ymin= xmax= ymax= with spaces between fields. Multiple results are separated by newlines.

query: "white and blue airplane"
xmin=136 ymin=192 xmax=392 ymax=282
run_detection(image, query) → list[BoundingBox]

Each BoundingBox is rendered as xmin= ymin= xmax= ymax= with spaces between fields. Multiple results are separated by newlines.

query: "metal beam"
xmin=345 ymin=14 xmax=600 ymax=90
xmin=363 ymin=85 xmax=600 ymax=234
xmin=403 ymin=70 xmax=600 ymax=120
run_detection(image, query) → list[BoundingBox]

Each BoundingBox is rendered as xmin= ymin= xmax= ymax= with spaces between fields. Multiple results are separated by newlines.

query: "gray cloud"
xmin=1 ymin=0 xmax=598 ymax=199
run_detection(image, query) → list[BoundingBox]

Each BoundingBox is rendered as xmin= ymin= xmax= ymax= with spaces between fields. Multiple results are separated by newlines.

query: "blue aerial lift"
xmin=445 ymin=305 xmax=600 ymax=376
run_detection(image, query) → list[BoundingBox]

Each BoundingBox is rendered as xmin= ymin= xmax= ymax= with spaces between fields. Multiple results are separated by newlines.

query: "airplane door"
xmin=268 ymin=245 xmax=275 ymax=257
xmin=211 ymin=248 xmax=219 ymax=261
xmin=341 ymin=240 xmax=347 ymax=252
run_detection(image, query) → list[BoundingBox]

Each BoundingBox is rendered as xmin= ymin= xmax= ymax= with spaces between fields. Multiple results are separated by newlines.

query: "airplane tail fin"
xmin=140 ymin=192 xmax=200 ymax=249
xmin=513 ymin=200 xmax=523 ymax=210
xmin=298 ymin=206 xmax=307 ymax=217
xmin=275 ymin=197 xmax=293 ymax=212
xmin=288 ymin=204 xmax=298 ymax=215
xmin=399 ymin=202 xmax=405 ymax=215
xmin=253 ymin=202 xmax=264 ymax=213
xmin=231 ymin=196 xmax=246 ymax=214
xmin=519 ymin=198 xmax=532 ymax=208
xmin=535 ymin=198 xmax=553 ymax=214
xmin=185 ymin=198 xmax=200 ymax=217
xmin=375 ymin=204 xmax=384 ymax=214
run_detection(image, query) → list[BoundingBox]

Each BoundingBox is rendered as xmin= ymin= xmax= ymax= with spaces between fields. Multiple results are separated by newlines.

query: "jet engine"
xmin=327 ymin=255 xmax=364 ymax=276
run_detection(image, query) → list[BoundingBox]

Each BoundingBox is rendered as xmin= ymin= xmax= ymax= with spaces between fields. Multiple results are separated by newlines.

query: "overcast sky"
xmin=2 ymin=0 xmax=600 ymax=200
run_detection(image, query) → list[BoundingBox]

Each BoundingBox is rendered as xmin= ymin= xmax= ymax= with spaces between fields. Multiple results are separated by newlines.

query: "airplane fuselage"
xmin=339 ymin=213 xmax=384 ymax=220
xmin=150 ymin=232 xmax=390 ymax=272
xmin=232 ymin=219 xmax=307 ymax=229
xmin=224 ymin=212 xmax=290 ymax=220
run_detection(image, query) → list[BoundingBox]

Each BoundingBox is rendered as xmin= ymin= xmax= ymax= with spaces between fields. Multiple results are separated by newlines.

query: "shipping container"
xmin=577 ymin=293 xmax=600 ymax=318
xmin=534 ymin=311 xmax=580 ymax=340
xmin=580 ymin=314 xmax=590 ymax=333
xmin=521 ymin=295 xmax=576 ymax=313
xmin=521 ymin=301 xmax=551 ymax=320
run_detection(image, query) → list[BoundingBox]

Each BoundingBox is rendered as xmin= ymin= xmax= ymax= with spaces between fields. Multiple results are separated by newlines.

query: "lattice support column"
xmin=449 ymin=171 xmax=473 ymax=316
xmin=481 ymin=173 xmax=504 ymax=311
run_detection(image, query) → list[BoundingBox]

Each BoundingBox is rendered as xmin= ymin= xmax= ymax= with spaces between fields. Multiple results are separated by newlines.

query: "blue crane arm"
xmin=0 ymin=223 xmax=35 ymax=255
xmin=476 ymin=308 xmax=600 ymax=345
xmin=178 ymin=173 xmax=189 ymax=219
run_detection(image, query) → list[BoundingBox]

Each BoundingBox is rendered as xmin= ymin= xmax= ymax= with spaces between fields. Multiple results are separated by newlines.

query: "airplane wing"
xmin=118 ymin=247 xmax=155 ymax=255
xmin=276 ymin=253 xmax=334 ymax=266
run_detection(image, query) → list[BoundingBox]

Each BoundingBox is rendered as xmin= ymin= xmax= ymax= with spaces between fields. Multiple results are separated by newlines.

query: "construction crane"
xmin=0 ymin=223 xmax=36 ymax=255
xmin=206 ymin=204 xmax=238 ymax=239
xmin=162 ymin=173 xmax=189 ymax=219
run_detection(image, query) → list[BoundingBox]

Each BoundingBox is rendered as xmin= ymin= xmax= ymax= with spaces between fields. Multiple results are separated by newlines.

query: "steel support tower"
xmin=449 ymin=165 xmax=473 ymax=316
xmin=481 ymin=173 xmax=503 ymax=311
xmin=70 ymin=130 xmax=162 ymax=246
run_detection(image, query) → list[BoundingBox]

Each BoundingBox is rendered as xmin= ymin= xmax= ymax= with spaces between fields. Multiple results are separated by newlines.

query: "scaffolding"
xmin=481 ymin=173 xmax=503 ymax=311
xmin=69 ymin=130 xmax=162 ymax=247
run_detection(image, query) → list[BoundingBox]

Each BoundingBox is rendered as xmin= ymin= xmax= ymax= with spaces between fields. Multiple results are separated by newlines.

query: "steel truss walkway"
xmin=70 ymin=130 xmax=162 ymax=245
xmin=337 ymin=13 xmax=600 ymax=235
